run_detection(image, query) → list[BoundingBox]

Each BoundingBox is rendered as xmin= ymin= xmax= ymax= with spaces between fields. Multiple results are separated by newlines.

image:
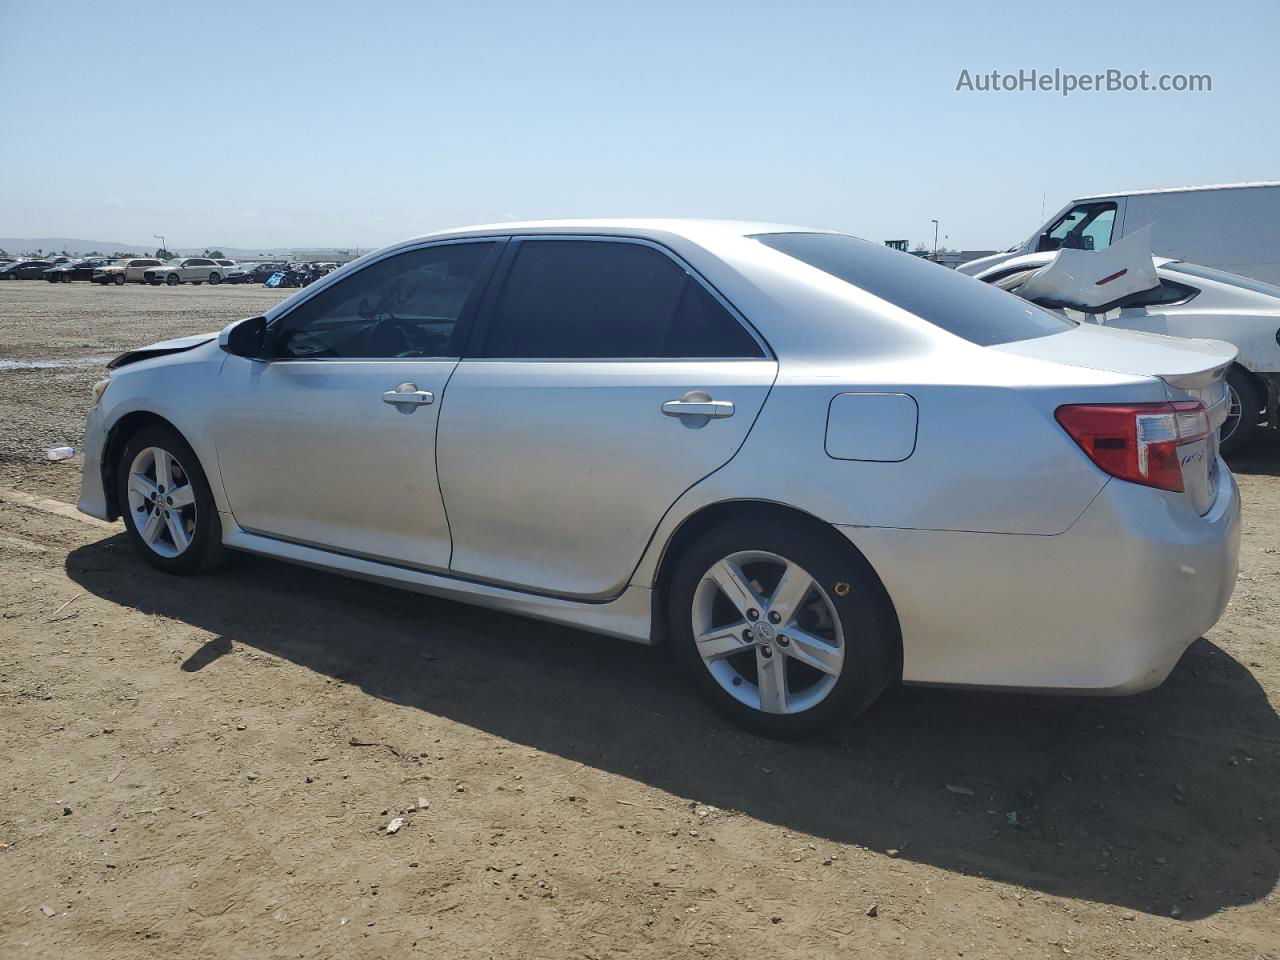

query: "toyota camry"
xmin=78 ymin=220 xmax=1241 ymax=736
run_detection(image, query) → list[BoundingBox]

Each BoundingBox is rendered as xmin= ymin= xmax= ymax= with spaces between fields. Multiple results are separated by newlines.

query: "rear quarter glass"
xmin=754 ymin=232 xmax=1073 ymax=346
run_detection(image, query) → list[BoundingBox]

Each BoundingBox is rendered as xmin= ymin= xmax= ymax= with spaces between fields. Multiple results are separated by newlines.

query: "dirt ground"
xmin=1 ymin=279 xmax=1278 ymax=959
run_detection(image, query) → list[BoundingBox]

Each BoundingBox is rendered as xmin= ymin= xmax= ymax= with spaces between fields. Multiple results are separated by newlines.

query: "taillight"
xmin=1055 ymin=401 xmax=1210 ymax=492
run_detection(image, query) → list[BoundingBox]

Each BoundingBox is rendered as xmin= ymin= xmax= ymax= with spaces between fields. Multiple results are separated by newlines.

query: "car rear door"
xmin=436 ymin=236 xmax=777 ymax=599
xmin=212 ymin=239 xmax=503 ymax=569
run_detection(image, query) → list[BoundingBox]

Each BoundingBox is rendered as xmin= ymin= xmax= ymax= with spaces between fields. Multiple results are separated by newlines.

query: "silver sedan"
xmin=78 ymin=220 xmax=1241 ymax=737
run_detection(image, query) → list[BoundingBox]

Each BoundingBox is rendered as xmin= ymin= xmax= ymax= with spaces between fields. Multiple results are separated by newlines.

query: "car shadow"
xmin=1229 ymin=428 xmax=1280 ymax=478
xmin=66 ymin=536 xmax=1279 ymax=920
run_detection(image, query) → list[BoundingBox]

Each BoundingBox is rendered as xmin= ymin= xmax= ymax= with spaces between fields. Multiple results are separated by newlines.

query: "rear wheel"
xmin=667 ymin=519 xmax=897 ymax=738
xmin=208 ymin=272 xmax=221 ymax=285
xmin=1221 ymin=367 xmax=1262 ymax=456
xmin=117 ymin=424 xmax=224 ymax=574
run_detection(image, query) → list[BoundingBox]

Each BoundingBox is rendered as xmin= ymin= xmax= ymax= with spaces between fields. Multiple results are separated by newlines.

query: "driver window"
xmin=1037 ymin=202 xmax=1117 ymax=252
xmin=271 ymin=242 xmax=496 ymax=359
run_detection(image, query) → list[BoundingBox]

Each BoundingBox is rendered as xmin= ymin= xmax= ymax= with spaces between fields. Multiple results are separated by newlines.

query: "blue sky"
xmin=1 ymin=0 xmax=1276 ymax=251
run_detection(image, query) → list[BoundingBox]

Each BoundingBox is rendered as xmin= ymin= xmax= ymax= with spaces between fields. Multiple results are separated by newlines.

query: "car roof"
xmin=401 ymin=218 xmax=835 ymax=245
xmin=1074 ymin=180 xmax=1280 ymax=201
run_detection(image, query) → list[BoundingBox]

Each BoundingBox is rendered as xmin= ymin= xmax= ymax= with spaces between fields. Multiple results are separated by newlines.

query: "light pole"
xmin=930 ymin=220 xmax=939 ymax=261
xmin=154 ymin=234 xmax=167 ymax=258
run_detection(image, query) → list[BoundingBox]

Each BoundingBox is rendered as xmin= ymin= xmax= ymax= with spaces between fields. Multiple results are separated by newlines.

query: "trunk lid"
xmin=996 ymin=324 xmax=1235 ymax=515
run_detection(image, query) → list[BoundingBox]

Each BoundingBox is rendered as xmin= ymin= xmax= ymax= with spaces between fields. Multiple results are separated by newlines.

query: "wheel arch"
xmin=648 ymin=499 xmax=902 ymax=671
xmin=1229 ymin=362 xmax=1276 ymax=424
xmin=101 ymin=411 xmax=190 ymax=520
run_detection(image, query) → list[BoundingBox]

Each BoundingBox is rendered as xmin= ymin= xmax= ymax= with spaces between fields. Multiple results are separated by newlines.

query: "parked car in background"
xmin=78 ymin=220 xmax=1240 ymax=736
xmin=0 ymin=259 xmax=53 ymax=279
xmin=971 ymin=252 xmax=1280 ymax=454
xmin=93 ymin=258 xmax=163 ymax=285
xmin=214 ymin=258 xmax=237 ymax=272
xmin=143 ymin=258 xmax=227 ymax=286
xmin=45 ymin=257 xmax=112 ymax=282
xmin=961 ymin=181 xmax=1280 ymax=285
xmin=224 ymin=262 xmax=287 ymax=284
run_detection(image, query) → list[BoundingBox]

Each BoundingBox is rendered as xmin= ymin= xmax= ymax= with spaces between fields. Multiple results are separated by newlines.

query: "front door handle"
xmin=661 ymin=397 xmax=735 ymax=419
xmin=383 ymin=383 xmax=434 ymax=406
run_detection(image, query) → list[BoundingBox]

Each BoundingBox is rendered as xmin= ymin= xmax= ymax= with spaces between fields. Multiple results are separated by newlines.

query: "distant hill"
xmin=0 ymin=238 xmax=351 ymax=258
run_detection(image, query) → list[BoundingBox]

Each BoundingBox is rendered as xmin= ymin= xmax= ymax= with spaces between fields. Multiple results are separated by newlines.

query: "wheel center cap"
xmin=751 ymin=621 xmax=776 ymax=644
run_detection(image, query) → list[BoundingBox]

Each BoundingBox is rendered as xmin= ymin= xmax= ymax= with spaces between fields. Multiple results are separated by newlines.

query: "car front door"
xmin=212 ymin=240 xmax=502 ymax=569
xmin=436 ymin=236 xmax=777 ymax=599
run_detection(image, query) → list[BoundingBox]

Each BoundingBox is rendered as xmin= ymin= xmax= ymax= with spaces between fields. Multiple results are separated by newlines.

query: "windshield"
xmin=1163 ymin=262 xmax=1280 ymax=298
xmin=753 ymin=232 xmax=1074 ymax=346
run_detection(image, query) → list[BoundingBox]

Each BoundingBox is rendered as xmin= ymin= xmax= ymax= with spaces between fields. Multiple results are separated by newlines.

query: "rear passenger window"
xmin=480 ymin=240 xmax=764 ymax=359
xmin=1116 ymin=279 xmax=1198 ymax=308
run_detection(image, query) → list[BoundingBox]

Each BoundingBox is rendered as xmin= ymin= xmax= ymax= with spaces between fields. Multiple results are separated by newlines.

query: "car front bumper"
xmin=77 ymin=402 xmax=114 ymax=522
xmin=844 ymin=466 xmax=1241 ymax=694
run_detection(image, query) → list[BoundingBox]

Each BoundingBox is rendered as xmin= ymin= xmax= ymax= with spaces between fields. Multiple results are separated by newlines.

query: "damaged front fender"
xmin=106 ymin=333 xmax=217 ymax=370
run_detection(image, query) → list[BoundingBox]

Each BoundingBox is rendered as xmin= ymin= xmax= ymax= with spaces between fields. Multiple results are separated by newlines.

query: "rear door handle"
xmin=661 ymin=398 xmax=735 ymax=419
xmin=383 ymin=383 xmax=434 ymax=406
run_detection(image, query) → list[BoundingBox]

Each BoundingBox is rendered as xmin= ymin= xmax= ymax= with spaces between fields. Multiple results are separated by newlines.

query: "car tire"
xmin=114 ymin=274 xmax=126 ymax=285
xmin=208 ymin=272 xmax=221 ymax=285
xmin=666 ymin=518 xmax=898 ymax=739
xmin=165 ymin=274 xmax=179 ymax=286
xmin=1221 ymin=366 xmax=1263 ymax=456
xmin=116 ymin=424 xmax=225 ymax=575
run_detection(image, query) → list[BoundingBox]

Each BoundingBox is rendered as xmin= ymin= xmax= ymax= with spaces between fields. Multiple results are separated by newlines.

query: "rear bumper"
xmin=844 ymin=466 xmax=1241 ymax=694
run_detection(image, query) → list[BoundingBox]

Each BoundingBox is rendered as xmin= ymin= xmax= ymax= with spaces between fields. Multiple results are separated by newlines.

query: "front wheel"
xmin=1220 ymin=367 xmax=1263 ymax=456
xmin=114 ymin=273 xmax=126 ymax=285
xmin=667 ymin=519 xmax=898 ymax=738
xmin=165 ymin=274 xmax=179 ymax=286
xmin=117 ymin=424 xmax=225 ymax=574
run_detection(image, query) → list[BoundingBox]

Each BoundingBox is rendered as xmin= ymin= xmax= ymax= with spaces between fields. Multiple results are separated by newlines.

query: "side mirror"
xmin=219 ymin=315 xmax=267 ymax=359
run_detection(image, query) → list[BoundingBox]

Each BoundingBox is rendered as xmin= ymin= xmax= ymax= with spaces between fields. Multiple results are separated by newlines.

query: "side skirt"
xmin=220 ymin=516 xmax=655 ymax=644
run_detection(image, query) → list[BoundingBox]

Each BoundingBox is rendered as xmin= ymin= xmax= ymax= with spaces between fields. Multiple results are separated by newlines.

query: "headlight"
xmin=90 ymin=378 xmax=111 ymax=407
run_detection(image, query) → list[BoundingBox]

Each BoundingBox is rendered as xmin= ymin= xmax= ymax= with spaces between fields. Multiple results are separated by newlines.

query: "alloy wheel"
xmin=691 ymin=550 xmax=844 ymax=715
xmin=126 ymin=446 xmax=198 ymax=558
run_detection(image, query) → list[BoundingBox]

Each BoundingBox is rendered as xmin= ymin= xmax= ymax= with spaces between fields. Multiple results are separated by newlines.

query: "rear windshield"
xmin=754 ymin=232 xmax=1073 ymax=346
